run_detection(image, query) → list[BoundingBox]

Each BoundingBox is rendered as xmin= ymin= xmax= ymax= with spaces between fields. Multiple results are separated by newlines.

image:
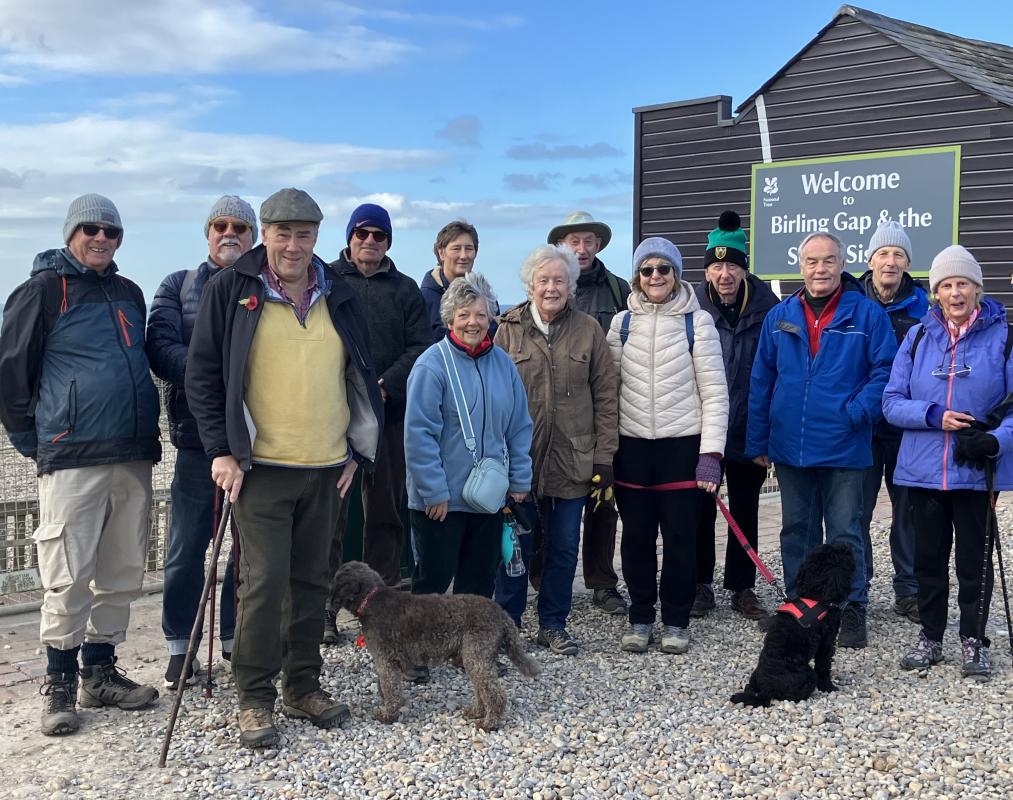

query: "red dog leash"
xmin=614 ymin=479 xmax=787 ymax=602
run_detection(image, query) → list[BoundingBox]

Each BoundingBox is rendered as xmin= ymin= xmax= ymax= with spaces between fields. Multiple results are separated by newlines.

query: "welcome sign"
xmin=750 ymin=146 xmax=960 ymax=278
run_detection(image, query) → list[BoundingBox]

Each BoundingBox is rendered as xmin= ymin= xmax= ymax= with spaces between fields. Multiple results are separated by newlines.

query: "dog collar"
xmin=356 ymin=586 xmax=380 ymax=617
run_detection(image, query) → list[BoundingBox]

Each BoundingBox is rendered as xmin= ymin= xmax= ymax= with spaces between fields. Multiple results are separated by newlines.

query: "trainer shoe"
xmin=900 ymin=632 xmax=943 ymax=670
xmin=239 ymin=707 xmax=279 ymax=748
xmin=892 ymin=594 xmax=920 ymax=624
xmin=730 ymin=588 xmax=768 ymax=620
xmin=960 ymin=636 xmax=992 ymax=681
xmin=536 ymin=627 xmax=578 ymax=656
xmin=163 ymin=655 xmax=201 ymax=691
xmin=322 ymin=609 xmax=340 ymax=645
xmin=620 ymin=624 xmax=654 ymax=653
xmin=79 ymin=658 xmax=159 ymax=710
xmin=837 ymin=605 xmax=868 ymax=649
xmin=40 ymin=673 xmax=80 ymax=736
xmin=282 ymin=689 xmax=351 ymax=729
xmin=660 ymin=625 xmax=690 ymax=655
xmin=592 ymin=588 xmax=628 ymax=615
xmin=690 ymin=584 xmax=715 ymax=618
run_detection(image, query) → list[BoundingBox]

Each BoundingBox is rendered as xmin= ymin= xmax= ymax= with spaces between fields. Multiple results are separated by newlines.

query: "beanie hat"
xmin=866 ymin=220 xmax=912 ymax=262
xmin=63 ymin=193 xmax=122 ymax=244
xmin=346 ymin=203 xmax=392 ymax=246
xmin=205 ymin=195 xmax=258 ymax=244
xmin=929 ymin=245 xmax=982 ymax=293
xmin=703 ymin=210 xmax=748 ymax=270
xmin=633 ymin=237 xmax=683 ymax=278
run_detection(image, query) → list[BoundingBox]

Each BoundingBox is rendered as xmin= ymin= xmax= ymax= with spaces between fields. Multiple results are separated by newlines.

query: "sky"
xmin=0 ymin=1 xmax=1011 ymax=308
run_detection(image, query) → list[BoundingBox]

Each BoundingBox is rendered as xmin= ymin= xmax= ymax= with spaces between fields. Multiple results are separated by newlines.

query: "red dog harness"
xmin=775 ymin=597 xmax=830 ymax=628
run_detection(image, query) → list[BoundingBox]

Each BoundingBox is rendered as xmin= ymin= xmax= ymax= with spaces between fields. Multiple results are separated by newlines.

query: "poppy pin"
xmin=239 ymin=295 xmax=259 ymax=311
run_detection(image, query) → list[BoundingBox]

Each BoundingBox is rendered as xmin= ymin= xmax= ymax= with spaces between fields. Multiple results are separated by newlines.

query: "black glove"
xmin=592 ymin=464 xmax=614 ymax=491
xmin=953 ymin=429 xmax=999 ymax=470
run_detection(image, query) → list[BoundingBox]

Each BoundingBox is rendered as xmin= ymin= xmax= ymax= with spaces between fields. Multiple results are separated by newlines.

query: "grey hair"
xmin=520 ymin=244 xmax=580 ymax=299
xmin=798 ymin=231 xmax=845 ymax=261
xmin=439 ymin=271 xmax=498 ymax=326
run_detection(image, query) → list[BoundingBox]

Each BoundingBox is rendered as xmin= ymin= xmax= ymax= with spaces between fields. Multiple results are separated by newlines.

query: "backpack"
xmin=618 ymin=310 xmax=694 ymax=353
xmin=605 ymin=271 xmax=625 ymax=311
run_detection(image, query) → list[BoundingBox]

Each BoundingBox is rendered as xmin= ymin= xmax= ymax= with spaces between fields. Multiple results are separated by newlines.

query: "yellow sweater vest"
xmin=245 ymin=299 xmax=350 ymax=467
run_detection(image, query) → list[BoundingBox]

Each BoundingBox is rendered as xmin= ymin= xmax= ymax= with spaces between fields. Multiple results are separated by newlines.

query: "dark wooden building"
xmin=633 ymin=5 xmax=1013 ymax=308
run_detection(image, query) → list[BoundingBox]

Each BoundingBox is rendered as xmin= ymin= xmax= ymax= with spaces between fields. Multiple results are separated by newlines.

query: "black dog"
xmin=731 ymin=543 xmax=856 ymax=707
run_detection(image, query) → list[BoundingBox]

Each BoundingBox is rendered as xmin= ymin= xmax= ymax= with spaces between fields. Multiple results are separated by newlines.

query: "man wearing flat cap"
xmin=186 ymin=188 xmax=384 ymax=748
xmin=0 ymin=193 xmax=161 ymax=736
xmin=147 ymin=195 xmax=258 ymax=690
xmin=547 ymin=210 xmax=630 ymax=616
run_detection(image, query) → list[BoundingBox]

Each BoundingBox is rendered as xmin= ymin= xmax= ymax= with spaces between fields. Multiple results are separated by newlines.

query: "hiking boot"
xmin=690 ymin=584 xmax=715 ymax=618
xmin=592 ymin=588 xmax=628 ymax=615
xmin=282 ymin=689 xmax=351 ymax=729
xmin=536 ymin=627 xmax=578 ymax=656
xmin=322 ymin=609 xmax=340 ymax=646
xmin=239 ymin=707 xmax=279 ymax=748
xmin=960 ymin=636 xmax=992 ymax=681
xmin=163 ymin=655 xmax=200 ymax=691
xmin=837 ymin=605 xmax=868 ymax=649
xmin=404 ymin=665 xmax=430 ymax=684
xmin=79 ymin=658 xmax=159 ymax=710
xmin=731 ymin=588 xmax=768 ymax=620
xmin=40 ymin=673 xmax=80 ymax=736
xmin=620 ymin=624 xmax=654 ymax=653
xmin=892 ymin=594 xmax=920 ymax=624
xmin=900 ymin=632 xmax=943 ymax=670
xmin=660 ymin=625 xmax=690 ymax=655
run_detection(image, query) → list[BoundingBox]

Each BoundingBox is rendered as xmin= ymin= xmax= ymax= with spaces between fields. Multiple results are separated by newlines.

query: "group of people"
xmin=0 ymin=188 xmax=1008 ymax=748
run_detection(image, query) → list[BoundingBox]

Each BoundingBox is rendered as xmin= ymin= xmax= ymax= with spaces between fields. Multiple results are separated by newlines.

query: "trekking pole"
xmin=973 ymin=461 xmax=998 ymax=668
xmin=159 ymin=495 xmax=232 ymax=768
xmin=204 ymin=489 xmax=222 ymax=699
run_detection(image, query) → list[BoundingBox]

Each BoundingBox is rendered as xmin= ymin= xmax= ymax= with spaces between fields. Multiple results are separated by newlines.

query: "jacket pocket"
xmin=50 ymin=380 xmax=77 ymax=443
xmin=32 ymin=522 xmax=74 ymax=588
xmin=569 ymin=433 xmax=597 ymax=484
xmin=567 ymin=351 xmax=591 ymax=397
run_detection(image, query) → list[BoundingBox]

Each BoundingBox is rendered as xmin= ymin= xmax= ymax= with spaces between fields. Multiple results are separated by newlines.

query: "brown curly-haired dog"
xmin=331 ymin=561 xmax=540 ymax=730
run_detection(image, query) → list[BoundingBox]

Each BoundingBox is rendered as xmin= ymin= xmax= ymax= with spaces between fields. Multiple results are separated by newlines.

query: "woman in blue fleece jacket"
xmin=405 ymin=272 xmax=533 ymax=602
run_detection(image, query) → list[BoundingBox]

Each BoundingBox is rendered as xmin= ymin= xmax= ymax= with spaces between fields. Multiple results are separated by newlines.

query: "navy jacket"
xmin=0 ymin=249 xmax=161 ymax=475
xmin=746 ymin=273 xmax=897 ymax=469
xmin=419 ymin=266 xmax=499 ymax=343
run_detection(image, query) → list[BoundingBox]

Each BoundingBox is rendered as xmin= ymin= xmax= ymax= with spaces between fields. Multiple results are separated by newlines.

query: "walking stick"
xmin=976 ymin=460 xmax=1013 ymax=666
xmin=159 ymin=495 xmax=232 ymax=768
xmin=204 ymin=488 xmax=222 ymax=698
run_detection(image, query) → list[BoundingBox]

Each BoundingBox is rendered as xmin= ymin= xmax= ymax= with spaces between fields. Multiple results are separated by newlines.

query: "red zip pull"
xmin=117 ymin=308 xmax=134 ymax=346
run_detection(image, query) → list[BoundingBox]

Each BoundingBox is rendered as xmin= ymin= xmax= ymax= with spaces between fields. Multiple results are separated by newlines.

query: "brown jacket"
xmin=495 ymin=301 xmax=618 ymax=499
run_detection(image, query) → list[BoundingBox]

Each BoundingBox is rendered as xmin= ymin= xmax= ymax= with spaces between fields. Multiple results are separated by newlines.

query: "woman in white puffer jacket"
xmin=607 ymin=237 xmax=728 ymax=656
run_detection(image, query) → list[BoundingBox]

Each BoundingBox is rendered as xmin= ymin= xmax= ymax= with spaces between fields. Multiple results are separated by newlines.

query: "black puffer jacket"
xmin=575 ymin=259 xmax=630 ymax=334
xmin=695 ymin=272 xmax=779 ymax=463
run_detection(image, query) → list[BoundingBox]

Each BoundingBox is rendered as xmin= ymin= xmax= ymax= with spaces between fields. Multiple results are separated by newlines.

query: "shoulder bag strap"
xmin=438 ymin=339 xmax=479 ymax=465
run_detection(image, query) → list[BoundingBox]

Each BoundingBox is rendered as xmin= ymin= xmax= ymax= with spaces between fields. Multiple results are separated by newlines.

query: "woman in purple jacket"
xmin=883 ymin=245 xmax=1013 ymax=681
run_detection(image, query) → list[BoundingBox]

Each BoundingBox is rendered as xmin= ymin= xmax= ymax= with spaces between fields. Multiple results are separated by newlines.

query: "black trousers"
xmin=615 ymin=435 xmax=702 ymax=628
xmin=410 ymin=509 xmax=503 ymax=598
xmin=908 ymin=488 xmax=995 ymax=644
xmin=581 ymin=494 xmax=620 ymax=590
xmin=695 ymin=459 xmax=768 ymax=591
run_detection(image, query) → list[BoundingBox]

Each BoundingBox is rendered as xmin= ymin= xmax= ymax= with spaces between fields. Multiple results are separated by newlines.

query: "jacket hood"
xmin=32 ymin=248 xmax=119 ymax=278
xmin=926 ymin=294 xmax=1007 ymax=329
xmin=858 ymin=270 xmax=926 ymax=311
xmin=628 ymin=280 xmax=699 ymax=316
xmin=696 ymin=272 xmax=778 ymax=323
xmin=420 ymin=266 xmax=447 ymax=292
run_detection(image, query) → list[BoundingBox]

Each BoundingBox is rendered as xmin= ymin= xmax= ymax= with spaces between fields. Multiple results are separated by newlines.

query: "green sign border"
xmin=749 ymin=145 xmax=962 ymax=280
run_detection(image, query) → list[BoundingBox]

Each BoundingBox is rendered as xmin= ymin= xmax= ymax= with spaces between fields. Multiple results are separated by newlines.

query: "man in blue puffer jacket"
xmin=146 ymin=195 xmax=257 ymax=690
xmin=0 ymin=194 xmax=162 ymax=735
xmin=747 ymin=231 xmax=897 ymax=649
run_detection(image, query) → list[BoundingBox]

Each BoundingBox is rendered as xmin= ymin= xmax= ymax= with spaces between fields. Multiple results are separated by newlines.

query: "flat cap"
xmin=260 ymin=188 xmax=323 ymax=225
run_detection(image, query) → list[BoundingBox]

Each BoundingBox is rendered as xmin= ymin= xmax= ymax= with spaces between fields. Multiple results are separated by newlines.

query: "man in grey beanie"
xmin=0 ymin=194 xmax=162 ymax=735
xmin=146 ymin=195 xmax=258 ymax=691
xmin=858 ymin=220 xmax=928 ymax=626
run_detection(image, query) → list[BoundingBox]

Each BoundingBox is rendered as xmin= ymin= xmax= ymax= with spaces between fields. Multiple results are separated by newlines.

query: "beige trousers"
xmin=34 ymin=461 xmax=153 ymax=650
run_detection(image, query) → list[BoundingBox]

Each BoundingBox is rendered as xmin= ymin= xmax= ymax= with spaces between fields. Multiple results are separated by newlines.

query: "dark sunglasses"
xmin=352 ymin=228 xmax=389 ymax=243
xmin=211 ymin=220 xmax=250 ymax=235
xmin=81 ymin=224 xmax=122 ymax=239
xmin=639 ymin=264 xmax=673 ymax=278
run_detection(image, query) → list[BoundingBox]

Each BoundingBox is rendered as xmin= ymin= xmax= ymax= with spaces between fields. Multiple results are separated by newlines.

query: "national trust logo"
xmin=762 ymin=175 xmax=780 ymax=208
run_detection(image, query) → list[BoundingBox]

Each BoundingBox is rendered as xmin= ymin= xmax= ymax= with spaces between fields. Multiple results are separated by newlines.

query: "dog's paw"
xmin=371 ymin=706 xmax=400 ymax=724
xmin=817 ymin=679 xmax=838 ymax=693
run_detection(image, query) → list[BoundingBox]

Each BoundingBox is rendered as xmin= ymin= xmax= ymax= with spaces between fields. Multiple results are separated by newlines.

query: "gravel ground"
xmin=2 ymin=512 xmax=1013 ymax=800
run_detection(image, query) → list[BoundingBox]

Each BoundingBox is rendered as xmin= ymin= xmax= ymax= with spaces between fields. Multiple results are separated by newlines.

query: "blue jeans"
xmin=495 ymin=501 xmax=538 ymax=627
xmin=162 ymin=448 xmax=235 ymax=655
xmin=775 ymin=463 xmax=867 ymax=606
xmin=860 ymin=436 xmax=917 ymax=598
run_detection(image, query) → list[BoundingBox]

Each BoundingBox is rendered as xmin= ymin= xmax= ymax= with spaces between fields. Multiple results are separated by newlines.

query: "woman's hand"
xmin=698 ymin=480 xmax=719 ymax=494
xmin=425 ymin=501 xmax=449 ymax=522
xmin=941 ymin=410 xmax=975 ymax=431
xmin=509 ymin=492 xmax=527 ymax=504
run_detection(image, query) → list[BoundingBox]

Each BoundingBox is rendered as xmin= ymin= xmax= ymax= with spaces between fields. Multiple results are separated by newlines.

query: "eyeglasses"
xmin=352 ymin=228 xmax=389 ymax=243
xmin=211 ymin=220 xmax=250 ymax=235
xmin=931 ymin=363 xmax=972 ymax=378
xmin=81 ymin=224 xmax=122 ymax=239
xmin=639 ymin=264 xmax=672 ymax=278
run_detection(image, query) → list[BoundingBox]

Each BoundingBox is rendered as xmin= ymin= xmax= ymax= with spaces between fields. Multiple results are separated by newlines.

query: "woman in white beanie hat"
xmin=883 ymin=244 xmax=1013 ymax=681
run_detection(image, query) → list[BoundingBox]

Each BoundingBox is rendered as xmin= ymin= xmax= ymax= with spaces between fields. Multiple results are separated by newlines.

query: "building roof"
xmin=737 ymin=5 xmax=1013 ymax=113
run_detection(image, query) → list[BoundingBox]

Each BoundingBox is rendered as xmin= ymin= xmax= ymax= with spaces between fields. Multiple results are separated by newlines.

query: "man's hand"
xmin=336 ymin=459 xmax=359 ymax=498
xmin=378 ymin=378 xmax=389 ymax=402
xmin=752 ymin=455 xmax=770 ymax=468
xmin=425 ymin=501 xmax=449 ymax=522
xmin=211 ymin=455 xmax=245 ymax=503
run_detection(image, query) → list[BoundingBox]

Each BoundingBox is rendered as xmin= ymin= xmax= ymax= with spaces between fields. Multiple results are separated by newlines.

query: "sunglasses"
xmin=81 ymin=224 xmax=122 ymax=239
xmin=212 ymin=220 xmax=250 ymax=235
xmin=352 ymin=228 xmax=389 ymax=243
xmin=639 ymin=264 xmax=673 ymax=278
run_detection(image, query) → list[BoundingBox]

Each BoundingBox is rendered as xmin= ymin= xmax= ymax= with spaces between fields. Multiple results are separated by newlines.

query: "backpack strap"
xmin=180 ymin=268 xmax=199 ymax=307
xmin=685 ymin=311 xmax=694 ymax=355
xmin=619 ymin=311 xmax=632 ymax=345
xmin=908 ymin=323 xmax=927 ymax=362
xmin=605 ymin=270 xmax=624 ymax=311
xmin=1005 ymin=323 xmax=1013 ymax=364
